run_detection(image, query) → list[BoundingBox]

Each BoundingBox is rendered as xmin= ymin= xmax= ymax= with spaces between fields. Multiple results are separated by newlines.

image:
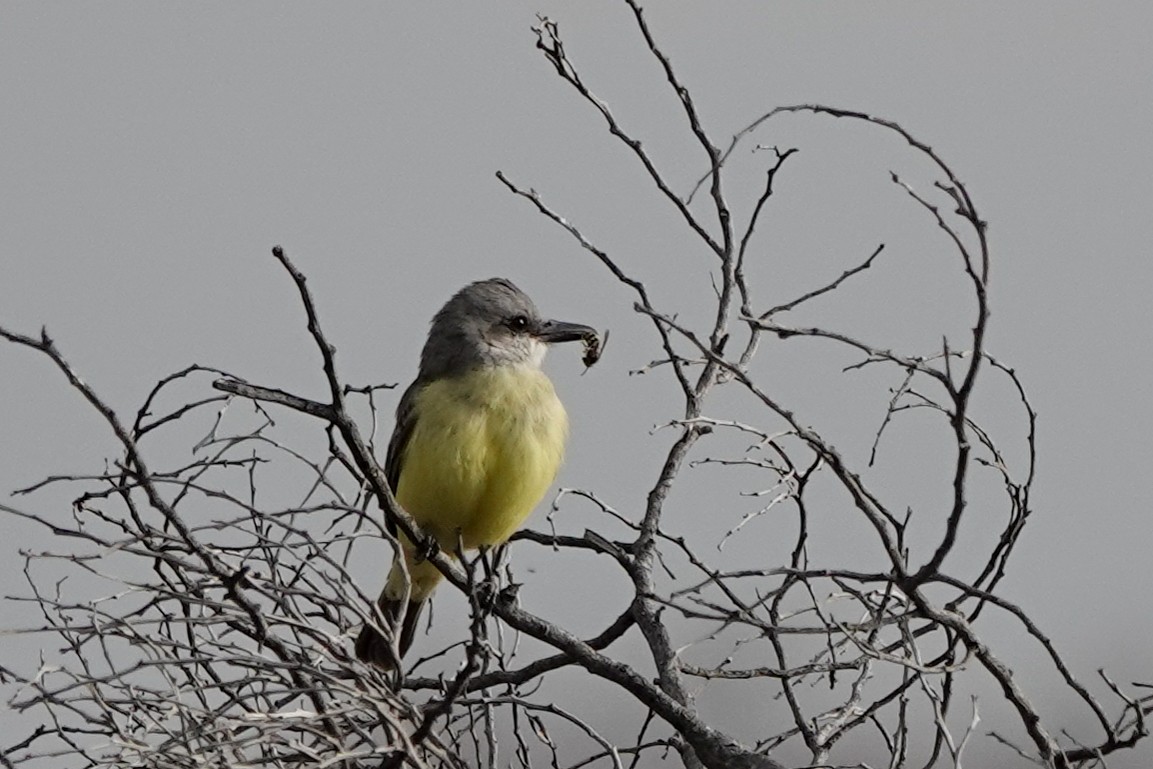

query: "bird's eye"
xmin=507 ymin=314 xmax=530 ymax=332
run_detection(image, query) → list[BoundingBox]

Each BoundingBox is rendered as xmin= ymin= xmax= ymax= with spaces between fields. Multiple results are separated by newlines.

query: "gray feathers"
xmin=418 ymin=278 xmax=545 ymax=379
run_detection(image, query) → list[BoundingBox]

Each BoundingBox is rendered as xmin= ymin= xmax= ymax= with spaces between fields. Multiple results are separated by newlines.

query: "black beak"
xmin=536 ymin=319 xmax=597 ymax=345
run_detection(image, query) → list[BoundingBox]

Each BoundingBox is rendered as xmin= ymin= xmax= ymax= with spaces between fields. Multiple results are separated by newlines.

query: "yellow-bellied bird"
xmin=355 ymin=278 xmax=597 ymax=669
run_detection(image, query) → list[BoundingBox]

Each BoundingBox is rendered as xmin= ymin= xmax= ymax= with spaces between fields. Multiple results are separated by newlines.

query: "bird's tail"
xmin=354 ymin=593 xmax=426 ymax=670
xmin=355 ymin=550 xmax=443 ymax=670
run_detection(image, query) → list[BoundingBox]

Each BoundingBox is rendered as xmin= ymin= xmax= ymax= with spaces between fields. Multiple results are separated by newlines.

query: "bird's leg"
xmin=491 ymin=542 xmax=510 ymax=574
xmin=472 ymin=544 xmax=504 ymax=611
xmin=410 ymin=530 xmax=441 ymax=564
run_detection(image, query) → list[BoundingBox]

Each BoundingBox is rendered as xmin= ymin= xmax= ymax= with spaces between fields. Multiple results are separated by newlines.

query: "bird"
xmin=355 ymin=277 xmax=598 ymax=670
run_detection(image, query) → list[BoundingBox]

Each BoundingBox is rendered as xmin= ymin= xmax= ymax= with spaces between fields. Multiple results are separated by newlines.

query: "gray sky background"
xmin=2 ymin=3 xmax=1151 ymax=767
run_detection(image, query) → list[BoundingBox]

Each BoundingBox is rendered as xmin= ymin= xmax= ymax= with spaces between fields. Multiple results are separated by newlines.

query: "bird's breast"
xmin=397 ymin=365 xmax=569 ymax=548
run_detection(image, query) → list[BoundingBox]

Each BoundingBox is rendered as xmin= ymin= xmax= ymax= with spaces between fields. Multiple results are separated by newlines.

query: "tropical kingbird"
xmin=355 ymin=277 xmax=598 ymax=670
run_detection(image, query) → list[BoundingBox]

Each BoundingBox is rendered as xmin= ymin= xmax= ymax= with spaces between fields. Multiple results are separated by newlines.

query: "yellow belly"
xmin=396 ymin=365 xmax=568 ymax=550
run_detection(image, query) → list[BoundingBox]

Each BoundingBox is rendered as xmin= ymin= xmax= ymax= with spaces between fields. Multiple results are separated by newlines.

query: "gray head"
xmin=419 ymin=278 xmax=595 ymax=379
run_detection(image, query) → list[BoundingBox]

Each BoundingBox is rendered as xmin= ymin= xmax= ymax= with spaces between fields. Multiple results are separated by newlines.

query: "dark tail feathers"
xmin=355 ymin=596 xmax=426 ymax=670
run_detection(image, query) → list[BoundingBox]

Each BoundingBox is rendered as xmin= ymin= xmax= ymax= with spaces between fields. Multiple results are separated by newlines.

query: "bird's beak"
xmin=536 ymin=319 xmax=597 ymax=345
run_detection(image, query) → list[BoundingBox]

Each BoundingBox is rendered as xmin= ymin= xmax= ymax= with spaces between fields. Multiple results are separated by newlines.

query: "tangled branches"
xmin=3 ymin=4 xmax=1150 ymax=769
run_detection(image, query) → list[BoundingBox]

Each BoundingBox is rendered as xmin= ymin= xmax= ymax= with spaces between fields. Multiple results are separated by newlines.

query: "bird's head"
xmin=420 ymin=277 xmax=596 ymax=378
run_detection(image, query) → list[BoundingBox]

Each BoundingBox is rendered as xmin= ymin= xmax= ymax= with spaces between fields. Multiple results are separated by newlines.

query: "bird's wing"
xmin=382 ymin=378 xmax=423 ymax=535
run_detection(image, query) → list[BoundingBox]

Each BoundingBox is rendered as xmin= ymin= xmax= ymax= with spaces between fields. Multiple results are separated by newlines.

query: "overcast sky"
xmin=2 ymin=3 xmax=1151 ymax=767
